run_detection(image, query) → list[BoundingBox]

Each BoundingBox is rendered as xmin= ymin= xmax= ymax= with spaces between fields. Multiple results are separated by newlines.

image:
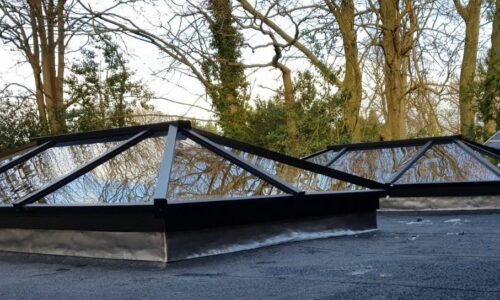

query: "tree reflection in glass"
xmin=168 ymin=137 xmax=283 ymax=201
xmin=224 ymin=147 xmax=362 ymax=192
xmin=473 ymin=150 xmax=500 ymax=169
xmin=306 ymin=150 xmax=337 ymax=165
xmin=0 ymin=141 xmax=122 ymax=204
xmin=0 ymin=146 xmax=36 ymax=167
xmin=330 ymin=146 xmax=421 ymax=182
xmin=35 ymin=136 xmax=166 ymax=204
xmin=397 ymin=143 xmax=500 ymax=183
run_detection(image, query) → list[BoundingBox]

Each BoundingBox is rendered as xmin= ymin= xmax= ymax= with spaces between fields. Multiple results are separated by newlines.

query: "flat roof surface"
xmin=1 ymin=212 xmax=499 ymax=299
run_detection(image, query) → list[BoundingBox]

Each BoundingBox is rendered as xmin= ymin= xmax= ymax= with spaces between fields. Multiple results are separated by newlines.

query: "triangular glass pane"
xmin=168 ymin=136 xmax=283 ymax=202
xmin=396 ymin=143 xmax=500 ymax=183
xmin=223 ymin=146 xmax=363 ymax=192
xmin=306 ymin=150 xmax=338 ymax=165
xmin=330 ymin=146 xmax=421 ymax=183
xmin=0 ymin=140 xmax=124 ymax=204
xmin=34 ymin=136 xmax=166 ymax=205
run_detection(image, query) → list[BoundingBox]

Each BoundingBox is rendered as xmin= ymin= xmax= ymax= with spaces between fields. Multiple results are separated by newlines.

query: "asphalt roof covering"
xmin=0 ymin=211 xmax=499 ymax=299
xmin=304 ymin=135 xmax=500 ymax=186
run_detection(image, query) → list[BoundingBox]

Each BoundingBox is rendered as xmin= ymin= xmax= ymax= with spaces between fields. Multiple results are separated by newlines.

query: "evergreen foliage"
xmin=65 ymin=37 xmax=153 ymax=132
xmin=474 ymin=58 xmax=500 ymax=141
xmin=0 ymin=93 xmax=40 ymax=151
xmin=244 ymin=71 xmax=381 ymax=156
xmin=0 ymin=37 xmax=154 ymax=152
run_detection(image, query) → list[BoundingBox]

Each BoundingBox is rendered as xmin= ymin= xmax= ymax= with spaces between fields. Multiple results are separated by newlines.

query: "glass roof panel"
xmin=473 ymin=150 xmax=500 ymax=169
xmin=0 ymin=140 xmax=123 ymax=204
xmin=168 ymin=136 xmax=283 ymax=201
xmin=486 ymin=141 xmax=500 ymax=149
xmin=34 ymin=136 xmax=166 ymax=205
xmin=330 ymin=146 xmax=421 ymax=183
xmin=224 ymin=147 xmax=363 ymax=192
xmin=396 ymin=143 xmax=500 ymax=184
xmin=0 ymin=146 xmax=36 ymax=167
xmin=488 ymin=131 xmax=500 ymax=140
xmin=306 ymin=150 xmax=338 ymax=165
xmin=485 ymin=131 xmax=500 ymax=149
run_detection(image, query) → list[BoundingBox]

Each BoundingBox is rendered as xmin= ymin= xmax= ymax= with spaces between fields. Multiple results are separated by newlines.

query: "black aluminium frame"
xmin=303 ymin=135 xmax=500 ymax=197
xmin=0 ymin=120 xmax=384 ymax=232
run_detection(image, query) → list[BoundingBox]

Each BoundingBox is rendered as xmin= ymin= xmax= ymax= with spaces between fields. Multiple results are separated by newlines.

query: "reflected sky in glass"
xmin=0 ymin=141 xmax=122 ymax=204
xmin=225 ymin=147 xmax=362 ymax=192
xmin=35 ymin=136 xmax=166 ymax=204
xmin=397 ymin=143 xmax=499 ymax=183
xmin=330 ymin=146 xmax=421 ymax=182
xmin=168 ymin=136 xmax=283 ymax=201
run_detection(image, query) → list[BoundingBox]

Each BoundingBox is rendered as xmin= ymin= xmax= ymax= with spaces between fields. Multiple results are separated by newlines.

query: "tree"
xmin=0 ymin=0 xmax=81 ymax=134
xmin=233 ymin=8 xmax=300 ymax=151
xmin=246 ymin=71 xmax=347 ymax=156
xmin=0 ymin=88 xmax=40 ymax=151
xmin=373 ymin=0 xmax=417 ymax=140
xmin=203 ymin=0 xmax=249 ymax=139
xmin=237 ymin=0 xmax=363 ymax=141
xmin=81 ymin=1 xmax=253 ymax=139
xmin=477 ymin=0 xmax=500 ymax=138
xmin=324 ymin=0 xmax=363 ymax=140
xmin=66 ymin=0 xmax=495 ymax=147
xmin=65 ymin=38 xmax=153 ymax=132
xmin=454 ymin=0 xmax=483 ymax=139
xmin=292 ymin=71 xmax=348 ymax=153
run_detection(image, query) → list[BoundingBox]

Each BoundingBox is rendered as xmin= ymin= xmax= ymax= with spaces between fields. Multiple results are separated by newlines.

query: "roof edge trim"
xmin=31 ymin=120 xmax=191 ymax=144
xmin=326 ymin=135 xmax=462 ymax=151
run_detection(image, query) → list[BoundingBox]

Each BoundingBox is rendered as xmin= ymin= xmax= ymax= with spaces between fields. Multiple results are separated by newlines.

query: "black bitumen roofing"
xmin=0 ymin=211 xmax=499 ymax=299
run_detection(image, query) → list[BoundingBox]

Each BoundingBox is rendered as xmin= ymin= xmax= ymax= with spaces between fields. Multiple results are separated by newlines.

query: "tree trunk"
xmin=278 ymin=63 xmax=298 ymax=153
xmin=325 ymin=0 xmax=363 ymax=141
xmin=454 ymin=0 xmax=482 ymax=139
xmin=482 ymin=0 xmax=500 ymax=136
xmin=33 ymin=70 xmax=49 ymax=133
xmin=208 ymin=0 xmax=248 ymax=139
xmin=26 ymin=1 xmax=49 ymax=134
xmin=28 ymin=0 xmax=67 ymax=134
xmin=378 ymin=0 xmax=415 ymax=140
xmin=55 ymin=0 xmax=66 ymax=132
xmin=342 ymin=39 xmax=363 ymax=141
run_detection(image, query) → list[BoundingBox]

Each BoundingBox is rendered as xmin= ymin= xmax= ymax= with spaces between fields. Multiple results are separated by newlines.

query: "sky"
xmin=0 ymin=18 xmax=287 ymax=123
xmin=0 ymin=0 xmax=292 ymax=123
